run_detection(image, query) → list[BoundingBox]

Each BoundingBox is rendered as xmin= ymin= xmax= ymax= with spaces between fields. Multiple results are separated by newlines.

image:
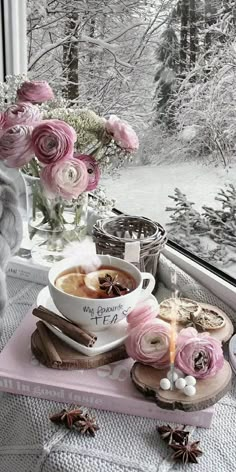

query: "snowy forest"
xmin=26 ymin=0 xmax=236 ymax=275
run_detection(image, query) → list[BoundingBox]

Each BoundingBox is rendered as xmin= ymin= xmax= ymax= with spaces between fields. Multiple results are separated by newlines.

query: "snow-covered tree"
xmin=154 ymin=26 xmax=179 ymax=126
xmin=166 ymin=185 xmax=236 ymax=268
xmin=172 ymin=36 xmax=236 ymax=166
xmin=27 ymin=0 xmax=175 ymax=132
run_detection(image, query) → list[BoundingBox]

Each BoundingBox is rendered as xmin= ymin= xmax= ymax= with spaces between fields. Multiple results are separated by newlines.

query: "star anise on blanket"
xmin=157 ymin=425 xmax=189 ymax=445
xmin=74 ymin=413 xmax=100 ymax=437
xmin=50 ymin=408 xmax=83 ymax=429
xmin=99 ymin=273 xmax=128 ymax=297
xmin=170 ymin=437 xmax=203 ymax=464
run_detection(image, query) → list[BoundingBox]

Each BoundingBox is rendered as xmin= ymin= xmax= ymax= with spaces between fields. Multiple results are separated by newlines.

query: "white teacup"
xmin=48 ymin=255 xmax=156 ymax=331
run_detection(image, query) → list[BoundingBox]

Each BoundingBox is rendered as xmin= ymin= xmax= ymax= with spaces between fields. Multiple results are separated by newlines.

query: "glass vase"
xmin=22 ymin=174 xmax=88 ymax=266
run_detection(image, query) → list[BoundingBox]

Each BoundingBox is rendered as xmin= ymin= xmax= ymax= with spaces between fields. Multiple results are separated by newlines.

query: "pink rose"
xmin=4 ymin=103 xmax=41 ymax=128
xmin=17 ymin=80 xmax=54 ymax=104
xmin=0 ymin=125 xmax=34 ymax=167
xmin=74 ymin=153 xmax=100 ymax=191
xmin=175 ymin=327 xmax=224 ymax=379
xmin=127 ymin=298 xmax=159 ymax=328
xmin=32 ymin=119 xmax=76 ymax=165
xmin=106 ymin=115 xmax=139 ymax=151
xmin=40 ymin=158 xmax=89 ymax=199
xmin=125 ymin=319 xmax=171 ymax=369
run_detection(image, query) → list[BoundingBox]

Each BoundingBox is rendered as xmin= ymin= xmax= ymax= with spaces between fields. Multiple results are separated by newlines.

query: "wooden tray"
xmin=131 ymin=361 xmax=232 ymax=411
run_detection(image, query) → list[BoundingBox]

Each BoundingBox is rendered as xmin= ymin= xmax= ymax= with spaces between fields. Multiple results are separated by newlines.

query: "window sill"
xmin=163 ymin=245 xmax=236 ymax=311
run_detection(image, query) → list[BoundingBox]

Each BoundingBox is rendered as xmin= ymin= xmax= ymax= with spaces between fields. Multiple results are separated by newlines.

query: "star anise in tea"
xmin=157 ymin=425 xmax=189 ymax=445
xmin=74 ymin=413 xmax=100 ymax=437
xmin=99 ymin=273 xmax=128 ymax=297
xmin=170 ymin=437 xmax=203 ymax=464
xmin=50 ymin=408 xmax=83 ymax=429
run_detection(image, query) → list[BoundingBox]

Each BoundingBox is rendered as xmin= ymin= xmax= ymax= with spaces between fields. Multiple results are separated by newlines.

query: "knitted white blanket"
xmin=0 ymin=170 xmax=22 ymax=334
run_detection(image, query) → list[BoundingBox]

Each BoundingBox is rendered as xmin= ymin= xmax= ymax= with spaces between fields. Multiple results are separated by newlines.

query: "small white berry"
xmin=185 ymin=376 xmax=196 ymax=386
xmin=167 ymin=370 xmax=178 ymax=382
xmin=175 ymin=378 xmax=186 ymax=390
xmin=160 ymin=378 xmax=171 ymax=390
xmin=183 ymin=385 xmax=196 ymax=397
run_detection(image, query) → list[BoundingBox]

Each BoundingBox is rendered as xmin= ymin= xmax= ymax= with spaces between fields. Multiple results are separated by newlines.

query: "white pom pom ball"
xmin=175 ymin=378 xmax=186 ymax=390
xmin=183 ymin=385 xmax=196 ymax=397
xmin=185 ymin=376 xmax=196 ymax=386
xmin=160 ymin=378 xmax=171 ymax=390
xmin=167 ymin=370 xmax=179 ymax=382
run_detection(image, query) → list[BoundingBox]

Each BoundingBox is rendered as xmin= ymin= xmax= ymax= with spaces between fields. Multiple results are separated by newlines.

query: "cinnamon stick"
xmin=33 ymin=305 xmax=97 ymax=347
xmin=36 ymin=321 xmax=62 ymax=366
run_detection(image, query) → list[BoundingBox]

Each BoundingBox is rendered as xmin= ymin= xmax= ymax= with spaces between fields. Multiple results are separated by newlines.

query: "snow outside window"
xmin=3 ymin=1 xmax=236 ymax=284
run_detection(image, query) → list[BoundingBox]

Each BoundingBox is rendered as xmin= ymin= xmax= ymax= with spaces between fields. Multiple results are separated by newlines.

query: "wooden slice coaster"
xmin=131 ymin=361 xmax=232 ymax=411
xmin=31 ymin=327 xmax=128 ymax=370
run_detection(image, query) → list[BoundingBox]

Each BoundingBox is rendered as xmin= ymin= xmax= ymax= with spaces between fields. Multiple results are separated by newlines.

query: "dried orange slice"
xmin=193 ymin=308 xmax=225 ymax=330
xmin=55 ymin=273 xmax=85 ymax=296
xmin=159 ymin=298 xmax=201 ymax=323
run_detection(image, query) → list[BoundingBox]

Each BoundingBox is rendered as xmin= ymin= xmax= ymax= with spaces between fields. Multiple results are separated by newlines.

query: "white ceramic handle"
xmin=139 ymin=272 xmax=156 ymax=302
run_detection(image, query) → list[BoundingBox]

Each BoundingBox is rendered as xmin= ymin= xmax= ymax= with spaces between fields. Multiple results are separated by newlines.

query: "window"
xmin=0 ymin=0 xmax=5 ymax=82
xmin=2 ymin=0 xmax=236 ymax=287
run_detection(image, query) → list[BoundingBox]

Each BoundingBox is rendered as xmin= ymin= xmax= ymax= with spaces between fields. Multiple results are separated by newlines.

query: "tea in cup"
xmin=48 ymin=255 xmax=156 ymax=331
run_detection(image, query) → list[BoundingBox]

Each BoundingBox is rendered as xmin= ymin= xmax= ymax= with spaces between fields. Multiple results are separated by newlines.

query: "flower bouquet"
xmin=0 ymin=78 xmax=139 ymax=262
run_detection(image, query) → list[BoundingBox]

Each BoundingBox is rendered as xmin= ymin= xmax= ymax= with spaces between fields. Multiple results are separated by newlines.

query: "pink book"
xmin=0 ymin=310 xmax=214 ymax=428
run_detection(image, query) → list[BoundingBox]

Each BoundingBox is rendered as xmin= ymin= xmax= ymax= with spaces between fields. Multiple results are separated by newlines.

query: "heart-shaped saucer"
xmin=36 ymin=286 xmax=158 ymax=357
xmin=36 ymin=286 xmax=128 ymax=357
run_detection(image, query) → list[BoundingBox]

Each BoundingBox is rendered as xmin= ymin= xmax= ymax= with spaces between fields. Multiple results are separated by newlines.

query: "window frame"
xmin=0 ymin=0 xmax=6 ymax=81
xmin=1 ymin=1 xmax=236 ymax=309
xmin=1 ymin=0 xmax=27 ymax=77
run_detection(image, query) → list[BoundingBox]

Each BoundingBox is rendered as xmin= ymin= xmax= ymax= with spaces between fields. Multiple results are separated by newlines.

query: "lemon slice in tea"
xmin=55 ymin=273 xmax=85 ymax=296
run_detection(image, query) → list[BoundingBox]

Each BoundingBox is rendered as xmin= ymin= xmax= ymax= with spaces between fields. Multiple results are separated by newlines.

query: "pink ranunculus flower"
xmin=175 ymin=327 xmax=224 ymax=379
xmin=32 ymin=119 xmax=76 ymax=165
xmin=0 ymin=125 xmax=34 ymax=167
xmin=0 ymin=112 xmax=5 ymax=138
xmin=74 ymin=153 xmax=100 ymax=191
xmin=105 ymin=115 xmax=139 ymax=151
xmin=125 ymin=318 xmax=171 ymax=369
xmin=17 ymin=80 xmax=54 ymax=104
xmin=40 ymin=158 xmax=89 ymax=200
xmin=3 ymin=103 xmax=41 ymax=128
xmin=127 ymin=298 xmax=159 ymax=328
